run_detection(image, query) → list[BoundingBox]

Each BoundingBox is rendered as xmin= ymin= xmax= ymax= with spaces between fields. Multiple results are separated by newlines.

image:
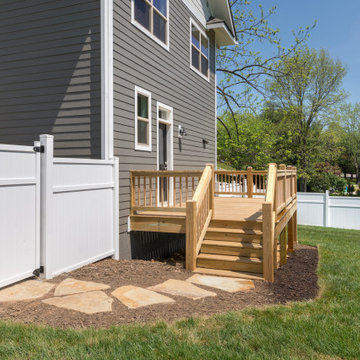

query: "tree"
xmin=265 ymin=48 xmax=347 ymax=191
xmin=339 ymin=103 xmax=360 ymax=183
xmin=217 ymin=112 xmax=275 ymax=169
xmin=217 ymin=1 xmax=313 ymax=129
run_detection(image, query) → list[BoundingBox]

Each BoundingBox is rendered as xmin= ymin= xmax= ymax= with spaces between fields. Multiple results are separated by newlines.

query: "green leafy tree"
xmin=217 ymin=112 xmax=275 ymax=169
xmin=339 ymin=103 xmax=360 ymax=183
xmin=265 ymin=48 xmax=347 ymax=191
xmin=217 ymin=1 xmax=313 ymax=146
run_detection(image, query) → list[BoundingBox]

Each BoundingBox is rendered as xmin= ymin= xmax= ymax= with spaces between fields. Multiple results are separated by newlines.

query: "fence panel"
xmin=40 ymin=135 xmax=119 ymax=279
xmin=297 ymin=191 xmax=360 ymax=230
xmin=0 ymin=143 xmax=40 ymax=288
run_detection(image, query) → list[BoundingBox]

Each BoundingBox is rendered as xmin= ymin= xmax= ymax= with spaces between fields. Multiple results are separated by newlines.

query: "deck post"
xmin=247 ymin=166 xmax=253 ymax=198
xmin=262 ymin=202 xmax=275 ymax=282
xmin=288 ymin=213 xmax=295 ymax=252
xmin=206 ymin=164 xmax=215 ymax=211
xmin=186 ymin=200 xmax=197 ymax=271
xmin=280 ymin=227 xmax=287 ymax=265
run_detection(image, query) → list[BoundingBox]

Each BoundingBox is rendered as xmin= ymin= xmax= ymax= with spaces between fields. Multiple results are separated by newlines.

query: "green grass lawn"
xmin=1 ymin=226 xmax=360 ymax=359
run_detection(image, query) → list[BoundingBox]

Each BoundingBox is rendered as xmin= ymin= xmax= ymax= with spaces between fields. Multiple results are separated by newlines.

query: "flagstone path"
xmin=0 ymin=274 xmax=255 ymax=314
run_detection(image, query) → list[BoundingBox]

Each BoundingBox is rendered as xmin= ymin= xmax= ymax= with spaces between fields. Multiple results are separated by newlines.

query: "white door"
xmin=0 ymin=143 xmax=40 ymax=288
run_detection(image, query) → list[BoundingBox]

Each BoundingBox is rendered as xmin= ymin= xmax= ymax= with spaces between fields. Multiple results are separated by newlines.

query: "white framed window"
xmin=135 ymin=86 xmax=152 ymax=151
xmin=190 ymin=19 xmax=209 ymax=81
xmin=131 ymin=0 xmax=170 ymax=51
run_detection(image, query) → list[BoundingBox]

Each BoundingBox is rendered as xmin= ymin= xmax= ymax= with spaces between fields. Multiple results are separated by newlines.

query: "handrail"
xmin=215 ymin=168 xmax=267 ymax=197
xmin=262 ymin=163 xmax=297 ymax=282
xmin=186 ymin=164 xmax=214 ymax=271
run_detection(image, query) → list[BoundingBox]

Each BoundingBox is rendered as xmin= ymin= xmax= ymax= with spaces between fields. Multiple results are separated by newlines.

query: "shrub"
xmin=308 ymin=172 xmax=346 ymax=193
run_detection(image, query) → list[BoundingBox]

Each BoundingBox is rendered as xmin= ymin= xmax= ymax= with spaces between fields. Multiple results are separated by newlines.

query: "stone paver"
xmin=112 ymin=285 xmax=175 ymax=309
xmin=148 ymin=279 xmax=217 ymax=300
xmin=43 ymin=291 xmax=113 ymax=314
xmin=186 ymin=274 xmax=255 ymax=293
xmin=0 ymin=280 xmax=54 ymax=302
xmin=54 ymin=278 xmax=110 ymax=296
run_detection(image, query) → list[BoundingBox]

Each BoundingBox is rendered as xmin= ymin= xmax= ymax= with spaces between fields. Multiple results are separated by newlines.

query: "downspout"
xmin=101 ymin=0 xmax=114 ymax=159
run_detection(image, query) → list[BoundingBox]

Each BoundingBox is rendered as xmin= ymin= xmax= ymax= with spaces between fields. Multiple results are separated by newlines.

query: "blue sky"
xmin=250 ymin=0 xmax=360 ymax=104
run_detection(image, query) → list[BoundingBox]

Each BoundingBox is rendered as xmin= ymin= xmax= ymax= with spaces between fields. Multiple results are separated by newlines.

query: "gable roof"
xmin=208 ymin=0 xmax=236 ymax=40
xmin=182 ymin=0 xmax=237 ymax=47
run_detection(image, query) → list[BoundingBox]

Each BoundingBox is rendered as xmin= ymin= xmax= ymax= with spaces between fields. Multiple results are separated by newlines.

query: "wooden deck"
xmin=130 ymin=165 xmax=298 ymax=282
xmin=131 ymin=197 xmax=265 ymax=232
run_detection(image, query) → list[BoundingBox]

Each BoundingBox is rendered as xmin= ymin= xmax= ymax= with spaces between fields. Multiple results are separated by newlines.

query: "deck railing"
xmin=274 ymin=165 xmax=297 ymax=216
xmin=130 ymin=170 xmax=203 ymax=213
xmin=215 ymin=167 xmax=267 ymax=197
xmin=262 ymin=163 xmax=297 ymax=282
xmin=186 ymin=164 xmax=214 ymax=271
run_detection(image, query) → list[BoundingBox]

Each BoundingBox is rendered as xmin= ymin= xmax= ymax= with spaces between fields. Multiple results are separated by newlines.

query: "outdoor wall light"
xmin=178 ymin=125 xmax=187 ymax=138
xmin=202 ymin=138 xmax=209 ymax=149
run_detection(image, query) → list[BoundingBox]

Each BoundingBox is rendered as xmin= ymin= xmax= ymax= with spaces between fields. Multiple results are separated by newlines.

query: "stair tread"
xmin=207 ymin=227 xmax=263 ymax=235
xmin=202 ymin=240 xmax=263 ymax=249
xmin=194 ymin=267 xmax=264 ymax=280
xmin=198 ymin=253 xmax=263 ymax=264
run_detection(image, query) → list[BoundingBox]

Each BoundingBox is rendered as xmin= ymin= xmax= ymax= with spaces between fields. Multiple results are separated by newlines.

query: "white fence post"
xmin=40 ymin=134 xmax=54 ymax=279
xmin=113 ymin=157 xmax=120 ymax=260
xmin=34 ymin=140 xmax=41 ymax=272
xmin=324 ymin=190 xmax=329 ymax=227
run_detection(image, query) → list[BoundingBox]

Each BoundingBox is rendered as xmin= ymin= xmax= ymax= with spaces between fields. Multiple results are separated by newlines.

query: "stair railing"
xmin=262 ymin=163 xmax=277 ymax=282
xmin=186 ymin=164 xmax=214 ymax=271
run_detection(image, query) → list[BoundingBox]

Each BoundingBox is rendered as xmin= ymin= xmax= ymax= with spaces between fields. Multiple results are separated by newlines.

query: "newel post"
xmin=247 ymin=166 xmax=253 ymax=198
xmin=206 ymin=163 xmax=215 ymax=211
xmin=186 ymin=200 xmax=197 ymax=271
xmin=262 ymin=202 xmax=275 ymax=282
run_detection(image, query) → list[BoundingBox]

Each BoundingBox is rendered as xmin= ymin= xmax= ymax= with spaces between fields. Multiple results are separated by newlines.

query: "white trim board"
xmin=101 ymin=0 xmax=114 ymax=159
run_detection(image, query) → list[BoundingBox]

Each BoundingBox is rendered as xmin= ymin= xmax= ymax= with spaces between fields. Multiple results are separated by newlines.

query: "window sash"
xmin=135 ymin=87 xmax=152 ymax=151
xmin=191 ymin=21 xmax=209 ymax=78
xmin=133 ymin=0 xmax=168 ymax=45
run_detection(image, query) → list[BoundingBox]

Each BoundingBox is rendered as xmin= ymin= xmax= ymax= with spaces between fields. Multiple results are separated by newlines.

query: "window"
xmin=190 ymin=20 xmax=209 ymax=80
xmin=135 ymin=87 xmax=152 ymax=151
xmin=132 ymin=0 xmax=169 ymax=50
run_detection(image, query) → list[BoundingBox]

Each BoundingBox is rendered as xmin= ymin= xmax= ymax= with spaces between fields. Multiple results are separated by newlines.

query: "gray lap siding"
xmin=0 ymin=0 xmax=102 ymax=157
xmin=113 ymin=0 xmax=216 ymax=258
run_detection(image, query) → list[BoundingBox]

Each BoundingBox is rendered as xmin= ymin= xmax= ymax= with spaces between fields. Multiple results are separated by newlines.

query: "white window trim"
xmin=156 ymin=102 xmax=173 ymax=171
xmin=131 ymin=0 xmax=170 ymax=52
xmin=190 ymin=18 xmax=210 ymax=82
xmin=135 ymin=86 xmax=152 ymax=152
xmin=156 ymin=102 xmax=174 ymax=206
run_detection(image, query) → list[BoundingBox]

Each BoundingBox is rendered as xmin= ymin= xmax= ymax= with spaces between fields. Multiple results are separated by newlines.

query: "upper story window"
xmin=135 ymin=86 xmax=152 ymax=151
xmin=132 ymin=0 xmax=169 ymax=51
xmin=190 ymin=20 xmax=209 ymax=81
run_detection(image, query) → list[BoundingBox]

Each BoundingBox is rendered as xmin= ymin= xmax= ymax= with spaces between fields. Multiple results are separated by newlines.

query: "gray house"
xmin=0 ymin=0 xmax=236 ymax=260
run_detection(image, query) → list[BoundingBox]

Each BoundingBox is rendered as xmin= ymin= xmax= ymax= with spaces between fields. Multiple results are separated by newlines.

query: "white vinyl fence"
xmin=0 ymin=135 xmax=119 ymax=288
xmin=297 ymin=191 xmax=360 ymax=230
xmin=0 ymin=143 xmax=41 ymax=288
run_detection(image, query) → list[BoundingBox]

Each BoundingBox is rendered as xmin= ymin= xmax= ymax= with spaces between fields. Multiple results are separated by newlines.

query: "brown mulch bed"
xmin=0 ymin=244 xmax=318 ymax=329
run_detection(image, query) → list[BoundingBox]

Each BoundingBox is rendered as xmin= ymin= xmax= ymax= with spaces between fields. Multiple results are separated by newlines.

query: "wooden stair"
xmin=195 ymin=219 xmax=264 ymax=280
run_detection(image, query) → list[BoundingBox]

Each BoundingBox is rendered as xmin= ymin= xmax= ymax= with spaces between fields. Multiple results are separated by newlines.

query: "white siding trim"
xmin=131 ymin=0 xmax=170 ymax=52
xmin=101 ymin=0 xmax=114 ymax=160
xmin=135 ymin=86 xmax=152 ymax=152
